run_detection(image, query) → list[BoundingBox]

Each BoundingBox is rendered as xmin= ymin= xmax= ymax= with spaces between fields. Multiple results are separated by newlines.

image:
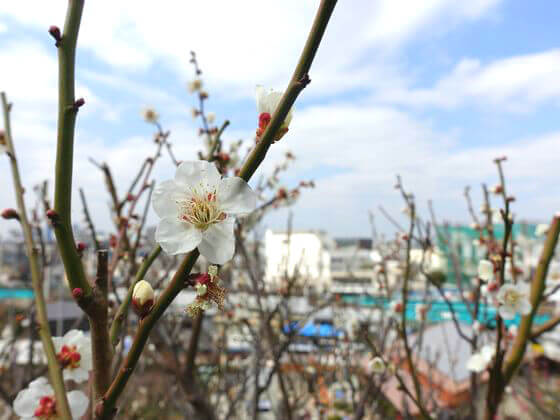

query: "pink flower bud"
xmin=72 ymin=288 xmax=84 ymax=299
xmin=76 ymin=242 xmax=87 ymax=252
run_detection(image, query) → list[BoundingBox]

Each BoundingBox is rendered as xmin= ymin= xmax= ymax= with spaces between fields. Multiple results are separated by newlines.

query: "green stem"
xmin=1 ymin=92 xmax=73 ymax=420
xmin=503 ymin=214 xmax=560 ymax=383
xmin=52 ymin=0 xmax=91 ymax=297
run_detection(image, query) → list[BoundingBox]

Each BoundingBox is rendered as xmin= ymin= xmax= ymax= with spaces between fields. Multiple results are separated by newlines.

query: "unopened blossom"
xmin=186 ymin=266 xmax=226 ymax=317
xmin=153 ymin=161 xmax=257 ymax=263
xmin=188 ymin=78 xmax=203 ymax=93
xmin=536 ymin=223 xmax=549 ymax=237
xmin=0 ymin=133 xmax=6 ymax=154
xmin=13 ymin=377 xmax=88 ymax=420
xmin=490 ymin=184 xmax=503 ymax=194
xmin=255 ymin=85 xmax=293 ymax=142
xmin=470 ymin=222 xmax=480 ymax=230
xmin=496 ymin=283 xmax=531 ymax=320
xmin=389 ymin=300 xmax=404 ymax=318
xmin=206 ymin=112 xmax=216 ymax=124
xmin=466 ymin=345 xmax=495 ymax=373
xmin=415 ymin=303 xmax=428 ymax=320
xmin=52 ymin=329 xmax=92 ymax=383
xmin=371 ymin=357 xmax=386 ymax=374
xmin=132 ymin=280 xmax=155 ymax=317
xmin=478 ymin=260 xmax=494 ymax=281
xmin=142 ymin=108 xmax=159 ymax=124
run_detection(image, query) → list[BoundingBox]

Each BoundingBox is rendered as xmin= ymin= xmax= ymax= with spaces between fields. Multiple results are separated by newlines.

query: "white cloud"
xmin=366 ymin=0 xmax=502 ymax=46
xmin=0 ymin=0 xmax=502 ymax=100
xmin=380 ymin=50 xmax=560 ymax=111
xmin=262 ymin=103 xmax=560 ymax=235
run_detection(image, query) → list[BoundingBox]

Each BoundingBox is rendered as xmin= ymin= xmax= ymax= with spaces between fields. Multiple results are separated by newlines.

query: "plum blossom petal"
xmin=153 ymin=180 xmax=183 ymax=218
xmin=199 ymin=219 xmax=235 ymax=264
xmin=218 ymin=177 xmax=258 ymax=215
xmin=478 ymin=260 xmax=494 ymax=281
xmin=498 ymin=305 xmax=516 ymax=320
xmin=156 ymin=217 xmax=202 ymax=255
xmin=175 ymin=160 xmax=221 ymax=189
xmin=68 ymin=390 xmax=89 ymax=419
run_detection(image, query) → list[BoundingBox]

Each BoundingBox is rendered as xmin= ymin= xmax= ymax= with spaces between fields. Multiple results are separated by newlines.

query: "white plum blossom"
xmin=371 ymin=357 xmax=386 ymax=374
xmin=141 ymin=108 xmax=159 ymax=124
xmin=153 ymin=161 xmax=257 ymax=263
xmin=13 ymin=377 xmax=88 ymax=420
xmin=52 ymin=329 xmax=92 ymax=383
xmin=542 ymin=341 xmax=560 ymax=361
xmin=536 ymin=223 xmax=549 ymax=237
xmin=206 ymin=112 xmax=216 ymax=124
xmin=466 ymin=344 xmax=495 ymax=373
xmin=188 ymin=78 xmax=203 ymax=93
xmin=255 ymin=85 xmax=293 ymax=142
xmin=478 ymin=260 xmax=494 ymax=281
xmin=496 ymin=283 xmax=532 ymax=320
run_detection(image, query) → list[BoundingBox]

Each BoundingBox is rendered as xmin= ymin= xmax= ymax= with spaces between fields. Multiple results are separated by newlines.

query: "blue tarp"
xmin=284 ymin=322 xmax=343 ymax=338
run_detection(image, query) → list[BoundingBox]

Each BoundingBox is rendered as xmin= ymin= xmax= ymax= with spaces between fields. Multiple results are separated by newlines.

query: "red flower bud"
xmin=72 ymin=288 xmax=83 ymax=299
xmin=46 ymin=209 xmax=58 ymax=220
xmin=76 ymin=242 xmax=87 ymax=252
xmin=1 ymin=208 xmax=19 ymax=221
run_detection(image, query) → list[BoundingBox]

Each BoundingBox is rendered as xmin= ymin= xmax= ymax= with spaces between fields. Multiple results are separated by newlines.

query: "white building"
xmin=264 ymin=229 xmax=332 ymax=290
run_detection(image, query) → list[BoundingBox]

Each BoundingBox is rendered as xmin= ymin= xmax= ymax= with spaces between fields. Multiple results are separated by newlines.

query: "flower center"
xmin=57 ymin=344 xmax=81 ymax=370
xmin=178 ymin=189 xmax=226 ymax=231
xmin=34 ymin=395 xmax=57 ymax=420
xmin=503 ymin=290 xmax=520 ymax=306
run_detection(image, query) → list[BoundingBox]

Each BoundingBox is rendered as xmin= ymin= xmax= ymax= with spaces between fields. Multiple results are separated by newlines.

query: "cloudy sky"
xmin=1 ymin=1 xmax=559 ymax=238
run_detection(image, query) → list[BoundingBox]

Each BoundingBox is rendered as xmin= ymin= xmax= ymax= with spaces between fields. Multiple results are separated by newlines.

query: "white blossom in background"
xmin=188 ymin=78 xmax=203 ymax=93
xmin=13 ymin=377 xmax=88 ymax=420
xmin=542 ymin=341 xmax=560 ymax=361
xmin=466 ymin=344 xmax=495 ymax=373
xmin=153 ymin=161 xmax=257 ymax=264
xmin=371 ymin=357 xmax=386 ymax=374
xmin=52 ymin=329 xmax=92 ymax=383
xmin=255 ymin=85 xmax=293 ymax=142
xmin=535 ymin=223 xmax=549 ymax=237
xmin=415 ymin=303 xmax=428 ymax=320
xmin=141 ymin=108 xmax=159 ymax=124
xmin=496 ymin=283 xmax=532 ymax=320
xmin=478 ymin=260 xmax=494 ymax=281
xmin=389 ymin=300 xmax=404 ymax=318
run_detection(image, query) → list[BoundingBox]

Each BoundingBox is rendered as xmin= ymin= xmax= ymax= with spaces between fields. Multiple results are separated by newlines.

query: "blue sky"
xmin=0 ymin=1 xmax=559 ymax=238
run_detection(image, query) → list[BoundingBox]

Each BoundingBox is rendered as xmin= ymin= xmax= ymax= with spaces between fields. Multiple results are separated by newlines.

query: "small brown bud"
xmin=1 ymin=208 xmax=19 ymax=221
